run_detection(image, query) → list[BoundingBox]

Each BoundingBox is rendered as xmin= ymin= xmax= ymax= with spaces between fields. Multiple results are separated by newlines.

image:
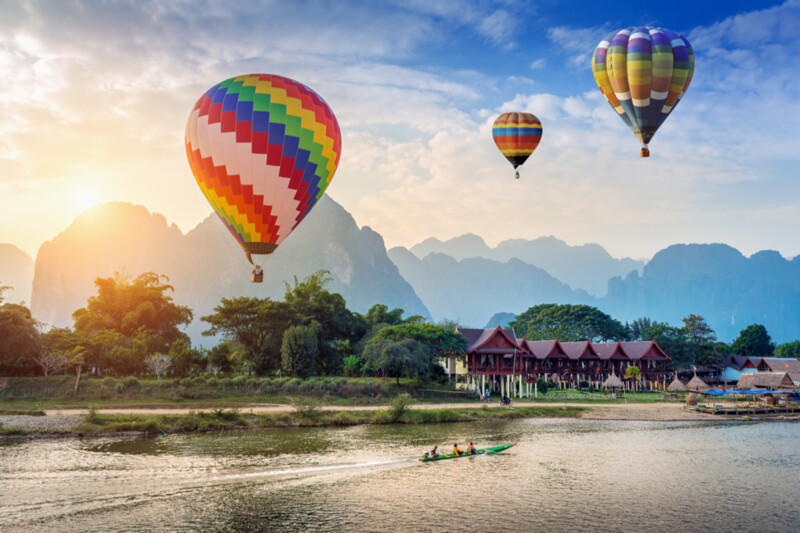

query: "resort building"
xmin=457 ymin=326 xmax=670 ymax=396
xmin=720 ymin=355 xmax=800 ymax=384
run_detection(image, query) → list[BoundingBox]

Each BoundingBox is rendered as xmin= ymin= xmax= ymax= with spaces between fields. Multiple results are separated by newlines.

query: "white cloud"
xmin=529 ymin=58 xmax=546 ymax=70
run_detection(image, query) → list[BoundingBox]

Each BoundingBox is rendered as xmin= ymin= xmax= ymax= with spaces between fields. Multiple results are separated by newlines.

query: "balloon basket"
xmin=515 ymin=171 xmax=520 ymax=180
xmin=251 ymin=266 xmax=264 ymax=283
xmin=640 ymin=147 xmax=650 ymax=158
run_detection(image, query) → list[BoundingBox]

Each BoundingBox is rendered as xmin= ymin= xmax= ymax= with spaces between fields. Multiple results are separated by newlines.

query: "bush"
xmin=330 ymin=411 xmax=357 ymax=426
xmin=284 ymin=378 xmax=302 ymax=392
xmin=191 ymin=376 xmax=206 ymax=386
xmin=123 ymin=377 xmax=141 ymax=390
xmin=114 ymin=382 xmax=127 ymax=394
xmin=388 ymin=393 xmax=413 ymax=422
xmin=536 ymin=378 xmax=548 ymax=395
xmin=291 ymin=396 xmax=322 ymax=421
xmin=180 ymin=377 xmax=193 ymax=387
xmin=232 ymin=376 xmax=248 ymax=387
xmin=211 ymin=408 xmax=243 ymax=422
xmin=205 ymin=377 xmax=217 ymax=387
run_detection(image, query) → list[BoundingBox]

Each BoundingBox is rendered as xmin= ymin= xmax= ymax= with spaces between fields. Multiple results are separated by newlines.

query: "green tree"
xmin=627 ymin=317 xmax=653 ymax=341
xmin=374 ymin=323 xmax=466 ymax=355
xmin=510 ymin=303 xmax=628 ymax=342
xmin=73 ymin=272 xmax=192 ymax=351
xmin=642 ymin=322 xmax=692 ymax=370
xmin=731 ymin=324 xmax=775 ymax=356
xmin=281 ymin=322 xmax=321 ymax=378
xmin=624 ymin=365 xmax=641 ymax=382
xmin=207 ymin=342 xmax=235 ymax=375
xmin=0 ymin=303 xmax=41 ymax=375
xmin=169 ymin=338 xmax=203 ymax=377
xmin=283 ymin=271 xmax=367 ymax=374
xmin=365 ymin=304 xmax=405 ymax=326
xmin=362 ymin=338 xmax=428 ymax=384
xmin=775 ymin=340 xmax=800 ymax=358
xmin=202 ymin=297 xmax=297 ymax=374
xmin=681 ymin=314 xmax=717 ymax=344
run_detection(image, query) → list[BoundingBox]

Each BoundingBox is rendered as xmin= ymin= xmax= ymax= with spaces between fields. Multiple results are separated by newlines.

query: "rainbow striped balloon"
xmin=185 ymin=74 xmax=342 ymax=263
xmin=592 ymin=27 xmax=694 ymax=156
xmin=492 ymin=112 xmax=542 ymax=179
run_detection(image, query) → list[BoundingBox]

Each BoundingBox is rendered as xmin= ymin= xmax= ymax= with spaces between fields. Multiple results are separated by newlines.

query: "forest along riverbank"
xmin=0 ymin=403 xmax=720 ymax=438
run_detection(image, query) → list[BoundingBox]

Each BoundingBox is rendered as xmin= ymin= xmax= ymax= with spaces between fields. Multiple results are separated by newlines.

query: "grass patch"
xmin=0 ymin=407 xmax=46 ymax=416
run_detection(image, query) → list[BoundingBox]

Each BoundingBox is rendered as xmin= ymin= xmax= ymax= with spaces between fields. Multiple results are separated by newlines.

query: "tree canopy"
xmin=73 ymin=272 xmax=192 ymax=349
xmin=0 ymin=303 xmax=41 ymax=375
xmin=362 ymin=337 xmax=429 ymax=384
xmin=775 ymin=340 xmax=800 ymax=358
xmin=510 ymin=304 xmax=628 ymax=342
xmin=731 ymin=324 xmax=775 ymax=356
xmin=202 ymin=297 xmax=298 ymax=374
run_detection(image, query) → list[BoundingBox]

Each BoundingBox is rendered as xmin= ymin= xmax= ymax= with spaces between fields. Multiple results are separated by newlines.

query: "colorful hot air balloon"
xmin=492 ymin=112 xmax=542 ymax=179
xmin=185 ymin=74 xmax=342 ymax=277
xmin=592 ymin=26 xmax=694 ymax=157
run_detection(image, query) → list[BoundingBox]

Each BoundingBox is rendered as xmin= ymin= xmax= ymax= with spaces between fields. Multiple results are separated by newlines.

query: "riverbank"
xmin=0 ymin=402 xmax=724 ymax=439
xmin=0 ymin=404 xmax=586 ymax=438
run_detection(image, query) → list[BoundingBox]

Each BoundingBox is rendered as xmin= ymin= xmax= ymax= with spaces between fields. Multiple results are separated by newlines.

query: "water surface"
xmin=2 ymin=419 xmax=799 ymax=532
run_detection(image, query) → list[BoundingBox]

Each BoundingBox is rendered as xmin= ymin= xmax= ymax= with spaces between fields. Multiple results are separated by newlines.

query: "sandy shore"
xmin=29 ymin=401 xmax=720 ymax=421
xmin=2 ymin=402 xmax=722 ymax=432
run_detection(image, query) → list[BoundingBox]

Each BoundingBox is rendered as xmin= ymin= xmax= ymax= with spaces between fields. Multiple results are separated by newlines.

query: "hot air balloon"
xmin=185 ymin=74 xmax=342 ymax=282
xmin=592 ymin=26 xmax=694 ymax=157
xmin=492 ymin=112 xmax=542 ymax=179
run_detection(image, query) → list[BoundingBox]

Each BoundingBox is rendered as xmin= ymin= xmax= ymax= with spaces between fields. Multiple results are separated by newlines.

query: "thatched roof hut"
xmin=686 ymin=374 xmax=710 ymax=391
xmin=667 ymin=376 xmax=687 ymax=391
xmin=737 ymin=372 xmax=794 ymax=391
xmin=602 ymin=373 xmax=624 ymax=389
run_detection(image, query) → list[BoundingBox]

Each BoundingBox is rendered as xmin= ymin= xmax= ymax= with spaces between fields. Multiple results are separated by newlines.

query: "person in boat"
xmin=452 ymin=443 xmax=463 ymax=456
xmin=467 ymin=442 xmax=478 ymax=455
xmin=430 ymin=445 xmax=440 ymax=459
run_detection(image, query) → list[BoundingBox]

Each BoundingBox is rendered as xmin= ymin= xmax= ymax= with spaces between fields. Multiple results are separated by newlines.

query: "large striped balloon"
xmin=492 ymin=112 xmax=542 ymax=179
xmin=185 ymin=74 xmax=342 ymax=264
xmin=592 ymin=27 xmax=693 ymax=157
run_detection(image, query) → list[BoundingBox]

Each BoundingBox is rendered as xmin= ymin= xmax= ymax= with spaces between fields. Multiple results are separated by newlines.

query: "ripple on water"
xmin=2 ymin=419 xmax=800 ymax=532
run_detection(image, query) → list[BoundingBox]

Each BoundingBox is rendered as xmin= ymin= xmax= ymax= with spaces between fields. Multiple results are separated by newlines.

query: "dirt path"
xmin=43 ymin=402 xmax=719 ymax=421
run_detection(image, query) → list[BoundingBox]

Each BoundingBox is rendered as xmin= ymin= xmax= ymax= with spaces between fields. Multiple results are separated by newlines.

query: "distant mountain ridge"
xmin=388 ymin=246 xmax=594 ymax=328
xmin=30 ymin=197 xmax=430 ymax=344
xmin=409 ymin=233 xmax=643 ymax=297
xmin=603 ymin=243 xmax=800 ymax=343
xmin=0 ymin=244 xmax=34 ymax=304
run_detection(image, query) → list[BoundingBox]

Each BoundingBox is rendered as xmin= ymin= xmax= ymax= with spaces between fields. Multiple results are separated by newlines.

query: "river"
xmin=2 ymin=419 xmax=799 ymax=532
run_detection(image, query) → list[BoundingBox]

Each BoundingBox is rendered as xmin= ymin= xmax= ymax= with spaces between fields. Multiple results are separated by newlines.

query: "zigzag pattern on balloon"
xmin=185 ymin=74 xmax=341 ymax=249
xmin=492 ymin=112 xmax=542 ymax=167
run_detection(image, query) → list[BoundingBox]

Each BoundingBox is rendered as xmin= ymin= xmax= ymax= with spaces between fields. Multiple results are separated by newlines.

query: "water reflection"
xmin=2 ymin=419 xmax=800 ymax=532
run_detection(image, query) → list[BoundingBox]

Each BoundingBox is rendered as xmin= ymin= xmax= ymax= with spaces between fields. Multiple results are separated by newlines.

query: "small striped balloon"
xmin=185 ymin=74 xmax=341 ymax=264
xmin=492 ymin=112 xmax=543 ymax=179
xmin=592 ymin=26 xmax=694 ymax=157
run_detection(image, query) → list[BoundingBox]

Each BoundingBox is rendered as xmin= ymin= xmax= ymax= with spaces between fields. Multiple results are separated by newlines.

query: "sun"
xmin=76 ymin=189 xmax=101 ymax=211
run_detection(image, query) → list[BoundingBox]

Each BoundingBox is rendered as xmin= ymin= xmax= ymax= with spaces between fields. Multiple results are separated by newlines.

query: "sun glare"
xmin=76 ymin=189 xmax=101 ymax=211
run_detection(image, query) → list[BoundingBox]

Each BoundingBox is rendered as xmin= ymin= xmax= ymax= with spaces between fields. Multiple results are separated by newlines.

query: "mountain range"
xmin=3 ymin=198 xmax=800 ymax=345
xmin=27 ymin=197 xmax=428 ymax=343
xmin=409 ymin=234 xmax=644 ymax=297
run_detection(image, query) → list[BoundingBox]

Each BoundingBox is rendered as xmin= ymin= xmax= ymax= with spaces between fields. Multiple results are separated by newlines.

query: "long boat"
xmin=419 ymin=443 xmax=516 ymax=462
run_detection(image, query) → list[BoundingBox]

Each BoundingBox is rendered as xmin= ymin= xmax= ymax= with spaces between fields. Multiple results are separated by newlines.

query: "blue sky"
xmin=1 ymin=0 xmax=798 ymax=261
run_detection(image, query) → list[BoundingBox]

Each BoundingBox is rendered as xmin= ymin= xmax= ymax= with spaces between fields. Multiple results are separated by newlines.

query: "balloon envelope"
xmin=492 ymin=112 xmax=542 ymax=176
xmin=592 ymin=26 xmax=694 ymax=152
xmin=185 ymin=74 xmax=342 ymax=263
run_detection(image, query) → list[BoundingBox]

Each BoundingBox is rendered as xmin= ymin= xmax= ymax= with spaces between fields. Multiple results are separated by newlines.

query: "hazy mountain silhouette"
xmin=0 ymin=244 xmax=34 ymax=304
xmin=30 ymin=197 xmax=429 ymax=344
xmin=603 ymin=244 xmax=800 ymax=343
xmin=409 ymin=233 xmax=643 ymax=296
xmin=388 ymin=246 xmax=594 ymax=327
